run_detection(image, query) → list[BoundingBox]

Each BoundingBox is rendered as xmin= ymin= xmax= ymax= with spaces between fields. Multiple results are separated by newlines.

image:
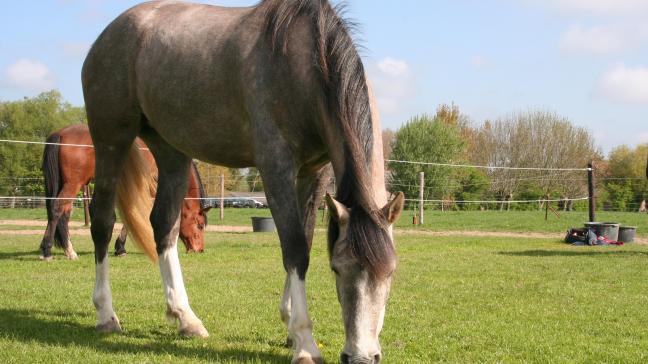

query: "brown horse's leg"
xmin=39 ymin=201 xmax=60 ymax=261
xmin=39 ymin=182 xmax=79 ymax=260
xmin=114 ymin=226 xmax=128 ymax=257
xmin=57 ymin=183 xmax=83 ymax=260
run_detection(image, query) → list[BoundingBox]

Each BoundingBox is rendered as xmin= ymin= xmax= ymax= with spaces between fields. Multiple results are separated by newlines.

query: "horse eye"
xmin=198 ymin=223 xmax=205 ymax=230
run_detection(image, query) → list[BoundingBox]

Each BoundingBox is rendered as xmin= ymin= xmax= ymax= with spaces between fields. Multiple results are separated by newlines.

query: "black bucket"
xmin=251 ymin=217 xmax=276 ymax=232
xmin=584 ymin=222 xmax=620 ymax=241
xmin=618 ymin=226 xmax=637 ymax=243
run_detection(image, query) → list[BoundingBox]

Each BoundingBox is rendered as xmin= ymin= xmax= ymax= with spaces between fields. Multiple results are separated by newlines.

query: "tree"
xmin=388 ymin=114 xmax=465 ymax=205
xmin=605 ymin=144 xmax=648 ymax=211
xmin=0 ymin=90 xmax=86 ymax=196
xmin=469 ymin=109 xmax=599 ymax=210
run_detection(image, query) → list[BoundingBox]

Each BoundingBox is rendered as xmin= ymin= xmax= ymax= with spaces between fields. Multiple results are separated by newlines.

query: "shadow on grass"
xmin=0 ymin=308 xmax=288 ymax=363
xmin=0 ymin=249 xmax=43 ymax=261
xmin=499 ymin=249 xmax=648 ymax=258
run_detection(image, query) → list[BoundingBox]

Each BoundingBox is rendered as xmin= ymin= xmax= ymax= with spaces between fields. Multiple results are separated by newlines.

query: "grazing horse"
xmin=82 ymin=1 xmax=404 ymax=363
xmin=40 ymin=123 xmax=210 ymax=261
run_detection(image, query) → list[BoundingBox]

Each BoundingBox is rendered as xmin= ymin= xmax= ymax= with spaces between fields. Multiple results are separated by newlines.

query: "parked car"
xmin=204 ymin=197 xmax=267 ymax=208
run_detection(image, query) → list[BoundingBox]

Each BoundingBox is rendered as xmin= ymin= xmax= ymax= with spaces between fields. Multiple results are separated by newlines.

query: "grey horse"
xmin=82 ymin=1 xmax=404 ymax=363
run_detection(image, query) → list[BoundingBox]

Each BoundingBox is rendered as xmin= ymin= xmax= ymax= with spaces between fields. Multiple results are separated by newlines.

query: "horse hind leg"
xmin=90 ymin=132 xmax=139 ymax=333
xmin=142 ymin=131 xmax=207 ymax=338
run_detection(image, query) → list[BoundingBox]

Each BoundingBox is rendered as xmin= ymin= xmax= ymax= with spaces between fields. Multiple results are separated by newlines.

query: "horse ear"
xmin=325 ymin=193 xmax=349 ymax=224
xmin=382 ymin=192 xmax=405 ymax=224
xmin=201 ymin=206 xmax=212 ymax=214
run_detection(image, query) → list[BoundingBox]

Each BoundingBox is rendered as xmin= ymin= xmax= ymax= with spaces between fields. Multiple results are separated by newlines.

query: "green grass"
xmin=2 ymin=231 xmax=648 ymax=362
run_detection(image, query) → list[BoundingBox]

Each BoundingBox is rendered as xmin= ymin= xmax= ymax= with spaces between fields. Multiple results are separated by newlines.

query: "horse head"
xmin=179 ymin=202 xmax=210 ymax=253
xmin=326 ymin=192 xmax=404 ymax=364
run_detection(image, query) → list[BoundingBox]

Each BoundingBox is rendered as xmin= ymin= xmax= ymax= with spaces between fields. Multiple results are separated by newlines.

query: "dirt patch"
xmin=1 ymin=219 xmax=645 ymax=244
xmin=0 ymin=219 xmax=87 ymax=227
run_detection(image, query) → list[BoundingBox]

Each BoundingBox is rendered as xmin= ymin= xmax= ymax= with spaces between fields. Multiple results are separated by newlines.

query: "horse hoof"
xmin=39 ymin=255 xmax=54 ymax=262
xmin=65 ymin=252 xmax=79 ymax=260
xmin=96 ymin=319 xmax=122 ymax=333
xmin=293 ymin=357 xmax=323 ymax=364
xmin=115 ymin=252 xmax=127 ymax=257
xmin=180 ymin=323 xmax=209 ymax=338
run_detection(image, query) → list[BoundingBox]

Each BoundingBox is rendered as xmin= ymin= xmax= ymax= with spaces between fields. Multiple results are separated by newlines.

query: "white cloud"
xmin=595 ymin=64 xmax=648 ymax=104
xmin=377 ymin=57 xmax=409 ymax=77
xmin=3 ymin=59 xmax=56 ymax=92
xmin=369 ymin=57 xmax=415 ymax=115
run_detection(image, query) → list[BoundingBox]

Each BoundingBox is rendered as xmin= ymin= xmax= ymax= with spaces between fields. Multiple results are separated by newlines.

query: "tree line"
xmin=386 ymin=104 xmax=647 ymax=212
xmin=0 ymin=91 xmax=645 ymax=212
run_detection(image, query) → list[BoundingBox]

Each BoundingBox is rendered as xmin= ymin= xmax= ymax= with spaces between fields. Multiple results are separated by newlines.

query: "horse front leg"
xmin=280 ymin=166 xmax=331 ymax=349
xmin=259 ymin=162 xmax=323 ymax=364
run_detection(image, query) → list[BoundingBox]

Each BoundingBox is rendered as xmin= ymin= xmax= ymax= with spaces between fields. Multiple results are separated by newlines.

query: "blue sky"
xmin=1 ymin=0 xmax=647 ymax=155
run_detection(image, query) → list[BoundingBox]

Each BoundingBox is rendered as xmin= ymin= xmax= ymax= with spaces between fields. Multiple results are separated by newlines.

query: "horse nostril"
xmin=340 ymin=353 xmax=350 ymax=364
xmin=373 ymin=353 xmax=382 ymax=363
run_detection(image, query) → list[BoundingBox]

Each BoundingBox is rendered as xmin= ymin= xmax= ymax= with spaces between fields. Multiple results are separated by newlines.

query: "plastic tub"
xmin=251 ymin=217 xmax=276 ymax=232
xmin=584 ymin=222 xmax=620 ymax=241
xmin=618 ymin=226 xmax=637 ymax=243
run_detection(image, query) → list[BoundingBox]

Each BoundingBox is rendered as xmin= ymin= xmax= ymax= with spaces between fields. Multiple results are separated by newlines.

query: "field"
xmin=1 ymin=208 xmax=648 ymax=363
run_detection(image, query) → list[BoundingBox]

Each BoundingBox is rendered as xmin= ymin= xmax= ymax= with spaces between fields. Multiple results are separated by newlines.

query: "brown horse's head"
xmin=179 ymin=200 xmax=210 ymax=253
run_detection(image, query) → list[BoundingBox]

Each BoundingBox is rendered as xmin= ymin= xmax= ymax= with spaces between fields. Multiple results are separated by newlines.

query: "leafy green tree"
xmin=605 ymin=144 xmax=648 ymax=211
xmin=388 ymin=114 xmax=465 ymax=206
xmin=0 ymin=90 xmax=85 ymax=196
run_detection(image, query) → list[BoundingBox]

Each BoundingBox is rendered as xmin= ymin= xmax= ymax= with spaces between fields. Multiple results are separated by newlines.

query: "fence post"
xmin=587 ymin=162 xmax=596 ymax=222
xmin=83 ymin=185 xmax=91 ymax=226
xmin=418 ymin=171 xmax=424 ymax=225
xmin=220 ymin=173 xmax=225 ymax=220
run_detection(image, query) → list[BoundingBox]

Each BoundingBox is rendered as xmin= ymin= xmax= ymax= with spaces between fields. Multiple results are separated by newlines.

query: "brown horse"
xmin=40 ymin=124 xmax=210 ymax=260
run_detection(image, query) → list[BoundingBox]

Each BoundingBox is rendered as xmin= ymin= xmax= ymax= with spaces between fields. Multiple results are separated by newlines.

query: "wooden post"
xmin=587 ymin=162 xmax=596 ymax=222
xmin=545 ymin=195 xmax=549 ymax=221
xmin=418 ymin=172 xmax=424 ymax=225
xmin=220 ymin=173 xmax=225 ymax=220
xmin=83 ymin=185 xmax=91 ymax=226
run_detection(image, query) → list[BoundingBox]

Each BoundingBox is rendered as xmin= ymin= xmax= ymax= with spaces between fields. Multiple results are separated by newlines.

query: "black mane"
xmin=262 ymin=0 xmax=394 ymax=278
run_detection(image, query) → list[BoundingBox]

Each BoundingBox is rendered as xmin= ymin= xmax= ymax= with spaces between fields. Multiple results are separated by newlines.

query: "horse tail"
xmin=42 ymin=133 xmax=67 ymax=248
xmin=115 ymin=143 xmax=158 ymax=262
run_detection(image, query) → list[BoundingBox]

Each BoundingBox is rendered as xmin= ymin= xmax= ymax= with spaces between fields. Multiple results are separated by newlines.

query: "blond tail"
xmin=116 ymin=143 xmax=158 ymax=262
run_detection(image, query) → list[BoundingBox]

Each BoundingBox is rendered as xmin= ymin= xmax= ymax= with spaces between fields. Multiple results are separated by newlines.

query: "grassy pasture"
xmin=2 ymin=226 xmax=648 ymax=363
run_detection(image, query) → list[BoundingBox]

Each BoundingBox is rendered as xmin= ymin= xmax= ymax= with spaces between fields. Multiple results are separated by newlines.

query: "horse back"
xmin=84 ymin=1 xmax=328 ymax=168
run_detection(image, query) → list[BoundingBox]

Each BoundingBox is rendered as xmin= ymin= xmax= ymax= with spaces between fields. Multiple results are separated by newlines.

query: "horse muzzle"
xmin=340 ymin=352 xmax=382 ymax=364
